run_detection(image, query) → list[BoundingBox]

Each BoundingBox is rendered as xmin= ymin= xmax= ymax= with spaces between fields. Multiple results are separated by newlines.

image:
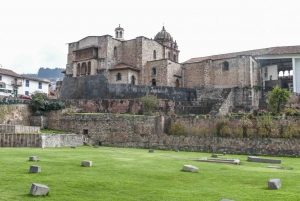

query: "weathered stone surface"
xmin=82 ymin=160 xmax=92 ymax=167
xmin=182 ymin=165 xmax=198 ymax=173
xmin=268 ymin=178 xmax=281 ymax=189
xmin=212 ymin=154 xmax=218 ymax=158
xmin=29 ymin=165 xmax=41 ymax=173
xmin=248 ymin=156 xmax=282 ymax=164
xmin=29 ymin=156 xmax=39 ymax=161
xmin=149 ymin=149 xmax=154 ymax=153
xmin=29 ymin=183 xmax=50 ymax=195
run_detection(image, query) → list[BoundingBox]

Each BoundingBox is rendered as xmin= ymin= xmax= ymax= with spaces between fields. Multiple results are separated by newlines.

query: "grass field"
xmin=1 ymin=146 xmax=300 ymax=201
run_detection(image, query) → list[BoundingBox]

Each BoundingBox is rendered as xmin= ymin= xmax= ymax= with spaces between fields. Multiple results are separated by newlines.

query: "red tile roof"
xmin=109 ymin=63 xmax=140 ymax=71
xmin=184 ymin=45 xmax=300 ymax=63
xmin=0 ymin=68 xmax=23 ymax=78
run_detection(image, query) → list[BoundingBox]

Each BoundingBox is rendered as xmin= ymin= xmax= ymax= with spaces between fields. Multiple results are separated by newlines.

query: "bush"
xmin=188 ymin=127 xmax=199 ymax=136
xmin=168 ymin=123 xmax=187 ymax=136
xmin=141 ymin=95 xmax=158 ymax=114
xmin=283 ymin=108 xmax=299 ymax=116
xmin=220 ymin=125 xmax=231 ymax=137
xmin=240 ymin=117 xmax=253 ymax=137
xmin=215 ymin=118 xmax=230 ymax=136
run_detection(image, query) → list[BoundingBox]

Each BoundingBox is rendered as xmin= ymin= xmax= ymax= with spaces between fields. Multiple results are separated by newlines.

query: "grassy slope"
xmin=1 ymin=147 xmax=300 ymax=201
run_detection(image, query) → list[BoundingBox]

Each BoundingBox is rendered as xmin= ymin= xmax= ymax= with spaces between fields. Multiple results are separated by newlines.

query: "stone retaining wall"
xmin=41 ymin=134 xmax=84 ymax=148
xmin=0 ymin=124 xmax=40 ymax=133
xmin=0 ymin=134 xmax=42 ymax=147
xmin=45 ymin=112 xmax=300 ymax=156
xmin=0 ymin=134 xmax=84 ymax=148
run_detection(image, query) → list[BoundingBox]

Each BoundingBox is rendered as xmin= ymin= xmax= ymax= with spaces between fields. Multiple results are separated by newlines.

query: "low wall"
xmin=0 ymin=124 xmax=40 ymax=133
xmin=44 ymin=112 xmax=300 ymax=156
xmin=0 ymin=134 xmax=84 ymax=148
xmin=41 ymin=134 xmax=84 ymax=148
xmin=0 ymin=134 xmax=42 ymax=147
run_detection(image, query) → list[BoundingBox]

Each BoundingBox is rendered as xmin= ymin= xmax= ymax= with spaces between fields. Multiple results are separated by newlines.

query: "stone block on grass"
xmin=29 ymin=156 xmax=39 ymax=161
xmin=82 ymin=160 xmax=92 ymax=167
xmin=182 ymin=165 xmax=198 ymax=173
xmin=212 ymin=154 xmax=218 ymax=158
xmin=30 ymin=183 xmax=50 ymax=196
xmin=149 ymin=149 xmax=154 ymax=153
xmin=29 ymin=165 xmax=41 ymax=173
xmin=268 ymin=178 xmax=281 ymax=189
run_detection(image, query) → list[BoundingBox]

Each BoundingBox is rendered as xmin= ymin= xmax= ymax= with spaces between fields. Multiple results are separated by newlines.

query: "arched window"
xmin=173 ymin=54 xmax=176 ymax=62
xmin=222 ymin=61 xmax=229 ymax=71
xmin=77 ymin=63 xmax=80 ymax=76
xmin=81 ymin=62 xmax=87 ymax=75
xmin=151 ymin=79 xmax=156 ymax=86
xmin=175 ymin=79 xmax=179 ymax=88
xmin=120 ymin=32 xmax=122 ymax=38
xmin=152 ymin=67 xmax=156 ymax=76
xmin=153 ymin=50 xmax=156 ymax=59
xmin=278 ymin=71 xmax=283 ymax=77
xmin=131 ymin=76 xmax=135 ymax=85
xmin=116 ymin=73 xmax=122 ymax=81
xmin=114 ymin=47 xmax=117 ymax=57
xmin=87 ymin=61 xmax=91 ymax=75
xmin=168 ymin=52 xmax=171 ymax=59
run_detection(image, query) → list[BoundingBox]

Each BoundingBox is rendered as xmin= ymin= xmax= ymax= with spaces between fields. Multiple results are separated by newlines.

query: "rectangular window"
xmin=25 ymin=91 xmax=29 ymax=95
xmin=38 ymin=82 xmax=42 ymax=89
xmin=26 ymin=80 xmax=29 ymax=87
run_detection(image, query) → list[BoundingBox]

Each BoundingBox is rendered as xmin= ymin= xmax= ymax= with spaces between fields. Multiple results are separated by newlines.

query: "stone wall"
xmin=44 ymin=112 xmax=300 ymax=156
xmin=54 ymin=99 xmax=175 ymax=115
xmin=0 ymin=104 xmax=32 ymax=126
xmin=183 ymin=56 xmax=259 ymax=89
xmin=59 ymin=75 xmax=196 ymax=101
xmin=0 ymin=133 xmax=84 ymax=148
xmin=30 ymin=116 xmax=48 ymax=129
xmin=41 ymin=134 xmax=84 ymax=148
xmin=0 ymin=134 xmax=41 ymax=147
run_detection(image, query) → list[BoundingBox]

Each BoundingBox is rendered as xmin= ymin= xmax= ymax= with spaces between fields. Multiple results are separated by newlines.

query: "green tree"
xmin=141 ymin=95 xmax=158 ymax=114
xmin=29 ymin=91 xmax=48 ymax=113
xmin=269 ymin=85 xmax=290 ymax=114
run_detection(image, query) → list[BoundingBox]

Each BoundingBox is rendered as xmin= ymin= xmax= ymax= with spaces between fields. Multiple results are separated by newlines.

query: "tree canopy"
xmin=269 ymin=85 xmax=290 ymax=113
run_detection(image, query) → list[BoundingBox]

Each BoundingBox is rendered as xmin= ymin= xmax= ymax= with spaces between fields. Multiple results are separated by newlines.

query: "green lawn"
xmin=1 ymin=146 xmax=300 ymax=201
xmin=40 ymin=129 xmax=69 ymax=134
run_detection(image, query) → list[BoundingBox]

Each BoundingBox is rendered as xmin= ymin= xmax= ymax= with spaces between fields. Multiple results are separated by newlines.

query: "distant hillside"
xmin=22 ymin=67 xmax=64 ymax=82
xmin=38 ymin=67 xmax=64 ymax=79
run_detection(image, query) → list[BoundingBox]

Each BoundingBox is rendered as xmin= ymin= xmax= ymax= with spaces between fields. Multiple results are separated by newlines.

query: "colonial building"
xmin=184 ymin=46 xmax=300 ymax=92
xmin=65 ymin=25 xmax=182 ymax=87
xmin=64 ymin=25 xmax=300 ymax=93
xmin=0 ymin=68 xmax=50 ymax=98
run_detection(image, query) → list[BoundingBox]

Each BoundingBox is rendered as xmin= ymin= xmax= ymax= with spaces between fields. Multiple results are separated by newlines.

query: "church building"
xmin=65 ymin=25 xmax=182 ymax=88
xmin=64 ymin=25 xmax=300 ymax=93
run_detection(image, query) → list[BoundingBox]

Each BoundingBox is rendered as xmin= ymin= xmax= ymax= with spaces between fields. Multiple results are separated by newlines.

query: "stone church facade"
xmin=65 ymin=25 xmax=182 ymax=88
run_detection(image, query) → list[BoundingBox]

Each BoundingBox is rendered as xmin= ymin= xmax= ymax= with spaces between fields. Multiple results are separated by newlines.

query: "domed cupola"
xmin=154 ymin=26 xmax=173 ymax=42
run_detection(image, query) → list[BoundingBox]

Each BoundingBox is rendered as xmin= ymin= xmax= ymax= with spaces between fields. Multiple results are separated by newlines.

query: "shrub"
xmin=283 ymin=108 xmax=298 ymax=116
xmin=233 ymin=128 xmax=243 ymax=137
xmin=188 ymin=127 xmax=199 ymax=136
xmin=269 ymin=85 xmax=290 ymax=114
xmin=168 ymin=123 xmax=187 ymax=136
xmin=199 ymin=128 xmax=208 ymax=136
xmin=220 ymin=125 xmax=231 ymax=137
xmin=141 ymin=95 xmax=158 ymax=114
xmin=215 ymin=118 xmax=230 ymax=136
xmin=240 ymin=117 xmax=253 ymax=137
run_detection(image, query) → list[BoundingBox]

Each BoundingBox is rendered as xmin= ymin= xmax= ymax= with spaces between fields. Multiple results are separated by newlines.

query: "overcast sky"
xmin=0 ymin=0 xmax=299 ymax=74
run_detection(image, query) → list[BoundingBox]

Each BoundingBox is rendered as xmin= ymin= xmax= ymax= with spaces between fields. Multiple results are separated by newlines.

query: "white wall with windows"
xmin=18 ymin=78 xmax=50 ymax=96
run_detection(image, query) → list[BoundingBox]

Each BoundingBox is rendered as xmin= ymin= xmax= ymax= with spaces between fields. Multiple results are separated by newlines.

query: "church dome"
xmin=154 ymin=26 xmax=173 ymax=42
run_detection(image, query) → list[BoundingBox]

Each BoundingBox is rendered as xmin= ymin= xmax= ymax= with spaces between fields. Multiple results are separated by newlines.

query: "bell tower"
xmin=115 ymin=24 xmax=124 ymax=40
